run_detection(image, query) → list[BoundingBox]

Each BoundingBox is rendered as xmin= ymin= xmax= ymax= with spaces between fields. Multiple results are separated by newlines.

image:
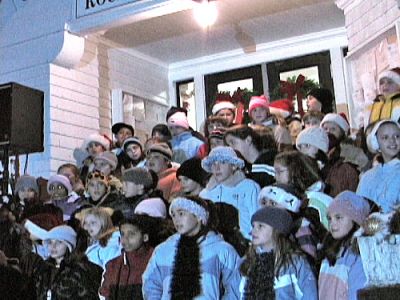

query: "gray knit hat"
xmin=251 ymin=206 xmax=293 ymax=235
xmin=122 ymin=136 xmax=143 ymax=152
xmin=94 ymin=151 xmax=118 ymax=171
xmin=201 ymin=146 xmax=244 ymax=173
xmin=146 ymin=142 xmax=173 ymax=161
xmin=122 ymin=167 xmax=154 ymax=189
xmin=15 ymin=175 xmax=39 ymax=193
xmin=296 ymin=127 xmax=329 ymax=153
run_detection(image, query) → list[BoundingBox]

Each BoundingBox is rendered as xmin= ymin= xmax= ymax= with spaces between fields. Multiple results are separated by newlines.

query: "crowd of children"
xmin=1 ymin=68 xmax=400 ymax=299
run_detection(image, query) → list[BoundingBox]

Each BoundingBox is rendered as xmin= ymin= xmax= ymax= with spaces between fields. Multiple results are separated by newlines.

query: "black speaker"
xmin=0 ymin=82 xmax=44 ymax=154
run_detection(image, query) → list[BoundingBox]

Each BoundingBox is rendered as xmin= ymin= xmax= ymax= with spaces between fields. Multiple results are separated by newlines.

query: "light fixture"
xmin=193 ymin=0 xmax=218 ymax=29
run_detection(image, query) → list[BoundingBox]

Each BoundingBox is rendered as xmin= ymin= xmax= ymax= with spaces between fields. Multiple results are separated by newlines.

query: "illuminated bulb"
xmin=193 ymin=1 xmax=218 ymax=28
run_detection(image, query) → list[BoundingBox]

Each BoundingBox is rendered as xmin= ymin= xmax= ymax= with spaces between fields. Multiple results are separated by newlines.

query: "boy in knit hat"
xmin=296 ymin=127 xmax=329 ymax=162
xmin=167 ymin=110 xmax=204 ymax=164
xmin=146 ymin=143 xmax=181 ymax=201
xmin=176 ymin=157 xmax=209 ymax=196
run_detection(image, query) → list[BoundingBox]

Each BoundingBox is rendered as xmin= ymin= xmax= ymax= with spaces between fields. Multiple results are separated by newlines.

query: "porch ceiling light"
xmin=192 ymin=0 xmax=218 ymax=29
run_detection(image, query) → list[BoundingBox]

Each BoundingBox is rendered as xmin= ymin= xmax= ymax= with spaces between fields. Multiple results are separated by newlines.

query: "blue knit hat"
xmin=328 ymin=191 xmax=370 ymax=226
xmin=201 ymin=146 xmax=244 ymax=173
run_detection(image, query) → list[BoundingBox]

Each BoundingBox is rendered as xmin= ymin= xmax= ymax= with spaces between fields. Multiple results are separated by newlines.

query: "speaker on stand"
xmin=0 ymin=82 xmax=44 ymax=195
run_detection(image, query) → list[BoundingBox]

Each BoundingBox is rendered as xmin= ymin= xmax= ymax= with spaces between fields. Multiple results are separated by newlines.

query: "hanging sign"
xmin=77 ymin=0 xmax=144 ymax=18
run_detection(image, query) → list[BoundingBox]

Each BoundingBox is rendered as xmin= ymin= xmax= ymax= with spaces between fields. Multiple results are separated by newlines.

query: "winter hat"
xmin=122 ymin=136 xmax=143 ymax=152
xmin=269 ymin=99 xmax=294 ymax=118
xmin=248 ymin=95 xmax=269 ymax=115
xmin=111 ymin=122 xmax=134 ymax=136
xmin=296 ymin=127 xmax=329 ymax=153
xmin=378 ymin=68 xmax=400 ymax=86
xmin=177 ymin=157 xmax=209 ymax=186
xmin=251 ymin=206 xmax=293 ymax=235
xmin=47 ymin=174 xmax=73 ymax=194
xmin=212 ymin=101 xmax=236 ymax=115
xmin=169 ymin=196 xmax=209 ymax=225
xmin=167 ymin=111 xmax=190 ymax=130
xmin=328 ymin=191 xmax=370 ymax=226
xmin=134 ymin=197 xmax=167 ymax=218
xmin=306 ymin=191 xmax=333 ymax=230
xmin=83 ymin=133 xmax=110 ymax=151
xmin=44 ymin=225 xmax=77 ymax=252
xmin=258 ymin=184 xmax=302 ymax=213
xmin=146 ymin=142 xmax=173 ymax=161
xmin=320 ymin=113 xmax=350 ymax=133
xmin=122 ymin=167 xmax=154 ymax=189
xmin=15 ymin=175 xmax=39 ymax=193
xmin=166 ymin=107 xmax=187 ymax=122
xmin=94 ymin=151 xmax=118 ymax=171
xmin=86 ymin=171 xmax=110 ymax=188
xmin=366 ymin=120 xmax=400 ymax=153
xmin=307 ymin=88 xmax=333 ymax=114
xmin=201 ymin=146 xmax=244 ymax=173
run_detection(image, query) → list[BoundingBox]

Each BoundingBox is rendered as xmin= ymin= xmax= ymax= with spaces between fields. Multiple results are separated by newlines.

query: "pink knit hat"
xmin=248 ymin=95 xmax=269 ymax=115
xmin=167 ymin=111 xmax=189 ymax=129
xmin=47 ymin=174 xmax=73 ymax=194
xmin=328 ymin=191 xmax=370 ymax=226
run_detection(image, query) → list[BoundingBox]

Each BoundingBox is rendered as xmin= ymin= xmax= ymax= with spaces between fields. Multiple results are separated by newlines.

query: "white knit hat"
xmin=167 ymin=111 xmax=190 ymax=129
xmin=83 ymin=133 xmax=110 ymax=151
xmin=47 ymin=174 xmax=73 ymax=194
xmin=212 ymin=101 xmax=236 ymax=115
xmin=134 ymin=197 xmax=167 ymax=219
xmin=296 ymin=127 xmax=329 ymax=153
xmin=258 ymin=184 xmax=302 ymax=213
xmin=366 ymin=120 xmax=400 ymax=153
xmin=378 ymin=69 xmax=400 ymax=86
xmin=320 ymin=113 xmax=350 ymax=133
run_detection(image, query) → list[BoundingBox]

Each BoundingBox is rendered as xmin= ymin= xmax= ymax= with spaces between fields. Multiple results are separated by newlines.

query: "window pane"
xmin=217 ymin=78 xmax=253 ymax=94
xmin=178 ymin=81 xmax=196 ymax=129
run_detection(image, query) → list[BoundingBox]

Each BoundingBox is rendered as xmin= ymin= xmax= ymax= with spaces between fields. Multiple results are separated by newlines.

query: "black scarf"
xmin=169 ymin=234 xmax=202 ymax=299
xmin=244 ymin=251 xmax=275 ymax=300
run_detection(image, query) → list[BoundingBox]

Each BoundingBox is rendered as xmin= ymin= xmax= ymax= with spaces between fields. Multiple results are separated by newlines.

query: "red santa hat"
xmin=212 ymin=101 xmax=236 ymax=115
xmin=248 ymin=95 xmax=270 ymax=115
xmin=269 ymin=99 xmax=294 ymax=118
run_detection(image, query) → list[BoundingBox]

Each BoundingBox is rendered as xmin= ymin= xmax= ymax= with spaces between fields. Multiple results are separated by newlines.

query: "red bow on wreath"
xmin=280 ymin=74 xmax=306 ymax=116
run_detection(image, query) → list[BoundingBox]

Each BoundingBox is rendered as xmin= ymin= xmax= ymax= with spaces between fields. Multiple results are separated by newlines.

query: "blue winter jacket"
xmin=85 ymin=231 xmax=122 ymax=269
xmin=171 ymin=131 xmax=204 ymax=164
xmin=142 ymin=231 xmax=241 ymax=299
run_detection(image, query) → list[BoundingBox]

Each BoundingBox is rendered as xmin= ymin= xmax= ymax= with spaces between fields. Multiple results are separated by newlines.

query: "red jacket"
xmin=100 ymin=246 xmax=153 ymax=300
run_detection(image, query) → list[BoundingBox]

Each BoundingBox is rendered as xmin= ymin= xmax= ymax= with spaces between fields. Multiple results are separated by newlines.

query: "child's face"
xmin=168 ymin=125 xmax=186 ymax=137
xmin=146 ymin=153 xmax=169 ymax=174
xmin=87 ymin=142 xmax=105 ymax=157
xmin=216 ymin=109 xmax=235 ymax=126
xmin=125 ymin=143 xmax=142 ymax=161
xmin=84 ymin=214 xmax=102 ymax=239
xmin=49 ymin=183 xmax=68 ymax=200
xmin=225 ymin=134 xmax=248 ymax=159
xmin=170 ymin=207 xmax=202 ymax=237
xmin=87 ymin=180 xmax=107 ymax=201
xmin=116 ymin=127 xmax=133 ymax=146
xmin=288 ymin=120 xmax=302 ymax=140
xmin=209 ymin=137 xmax=225 ymax=150
xmin=303 ymin=117 xmax=321 ymax=129
xmin=47 ymin=239 xmax=68 ymax=262
xmin=94 ymin=160 xmax=112 ymax=176
xmin=297 ymin=143 xmax=319 ymax=158
xmin=211 ymin=162 xmax=236 ymax=183
xmin=123 ymin=181 xmax=144 ymax=198
xmin=251 ymin=221 xmax=274 ymax=250
xmin=251 ymin=107 xmax=269 ymax=124
xmin=179 ymin=176 xmax=202 ymax=194
xmin=306 ymin=96 xmax=322 ymax=112
xmin=274 ymin=162 xmax=290 ymax=185
xmin=377 ymin=123 xmax=400 ymax=162
xmin=328 ymin=212 xmax=354 ymax=240
xmin=58 ymin=167 xmax=78 ymax=185
xmin=322 ymin=121 xmax=343 ymax=140
xmin=120 ymin=224 xmax=147 ymax=252
xmin=379 ymin=77 xmax=400 ymax=96
xmin=259 ymin=198 xmax=280 ymax=209
xmin=18 ymin=188 xmax=36 ymax=202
